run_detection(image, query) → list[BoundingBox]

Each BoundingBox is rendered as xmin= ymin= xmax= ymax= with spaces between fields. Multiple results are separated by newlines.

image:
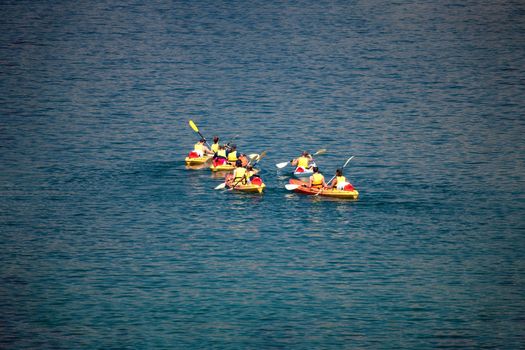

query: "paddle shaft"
xmin=325 ymin=156 xmax=354 ymax=187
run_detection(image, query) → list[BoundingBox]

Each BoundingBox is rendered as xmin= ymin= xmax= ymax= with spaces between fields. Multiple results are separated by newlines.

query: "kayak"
xmin=292 ymin=162 xmax=316 ymax=178
xmin=231 ymin=182 xmax=266 ymax=194
xmin=185 ymin=151 xmax=212 ymax=166
xmin=293 ymin=166 xmax=313 ymax=178
xmin=210 ymin=163 xmax=235 ymax=172
xmin=185 ymin=156 xmax=212 ymax=166
xmin=288 ymin=179 xmax=359 ymax=199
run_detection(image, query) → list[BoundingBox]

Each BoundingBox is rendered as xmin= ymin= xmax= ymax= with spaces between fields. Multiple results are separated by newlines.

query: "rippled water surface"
xmin=1 ymin=0 xmax=524 ymax=348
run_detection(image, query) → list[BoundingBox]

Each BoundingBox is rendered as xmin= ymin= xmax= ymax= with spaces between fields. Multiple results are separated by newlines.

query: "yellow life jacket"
xmin=297 ymin=156 xmax=310 ymax=168
xmin=217 ymin=149 xmax=227 ymax=158
xmin=194 ymin=143 xmax=204 ymax=152
xmin=228 ymin=150 xmax=238 ymax=162
xmin=311 ymin=173 xmax=324 ymax=187
xmin=336 ymin=176 xmax=346 ymax=184
xmin=233 ymin=167 xmax=247 ymax=183
xmin=211 ymin=143 xmax=219 ymax=153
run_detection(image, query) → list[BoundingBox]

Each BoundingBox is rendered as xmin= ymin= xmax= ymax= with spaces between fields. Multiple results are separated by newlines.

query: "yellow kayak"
xmin=231 ymin=183 xmax=266 ymax=194
xmin=210 ymin=163 xmax=235 ymax=172
xmin=185 ymin=154 xmax=212 ymax=166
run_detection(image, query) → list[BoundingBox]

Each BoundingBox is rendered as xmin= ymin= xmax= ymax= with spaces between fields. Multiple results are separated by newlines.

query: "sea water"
xmin=1 ymin=1 xmax=524 ymax=348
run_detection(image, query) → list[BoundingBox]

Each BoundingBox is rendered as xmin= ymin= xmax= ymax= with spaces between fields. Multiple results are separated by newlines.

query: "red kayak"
xmin=287 ymin=179 xmax=359 ymax=199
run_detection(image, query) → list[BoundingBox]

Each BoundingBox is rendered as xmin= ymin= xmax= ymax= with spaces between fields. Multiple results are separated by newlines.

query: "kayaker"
xmin=226 ymin=160 xmax=247 ymax=187
xmin=210 ymin=136 xmax=220 ymax=153
xmin=308 ymin=167 xmax=327 ymax=189
xmin=212 ymin=144 xmax=228 ymax=166
xmin=193 ymin=139 xmax=213 ymax=157
xmin=329 ymin=169 xmax=354 ymax=191
xmin=291 ymin=151 xmax=313 ymax=170
xmin=238 ymin=153 xmax=249 ymax=167
xmin=246 ymin=165 xmax=263 ymax=186
xmin=227 ymin=144 xmax=239 ymax=163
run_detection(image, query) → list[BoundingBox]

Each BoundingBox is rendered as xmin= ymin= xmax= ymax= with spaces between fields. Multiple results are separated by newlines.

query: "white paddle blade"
xmin=214 ymin=183 xmax=226 ymax=190
xmin=285 ymin=184 xmax=300 ymax=191
xmin=248 ymin=153 xmax=259 ymax=160
xmin=313 ymin=148 xmax=327 ymax=156
xmin=276 ymin=162 xmax=289 ymax=169
xmin=342 ymin=156 xmax=355 ymax=168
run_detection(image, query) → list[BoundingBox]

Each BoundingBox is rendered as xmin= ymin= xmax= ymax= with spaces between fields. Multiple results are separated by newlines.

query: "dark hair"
xmin=235 ymin=159 xmax=242 ymax=167
xmin=312 ymin=166 xmax=319 ymax=173
xmin=200 ymin=138 xmax=205 ymax=143
xmin=213 ymin=136 xmax=219 ymax=143
xmin=336 ymin=169 xmax=343 ymax=176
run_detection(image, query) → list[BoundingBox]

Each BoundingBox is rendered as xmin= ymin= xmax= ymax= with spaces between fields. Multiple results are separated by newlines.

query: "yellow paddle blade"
xmin=189 ymin=120 xmax=199 ymax=133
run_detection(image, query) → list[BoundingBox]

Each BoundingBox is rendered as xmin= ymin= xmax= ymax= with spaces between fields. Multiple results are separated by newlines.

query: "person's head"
xmin=246 ymin=165 xmax=253 ymax=171
xmin=336 ymin=169 xmax=343 ymax=176
xmin=235 ymin=159 xmax=242 ymax=167
xmin=231 ymin=144 xmax=237 ymax=150
xmin=219 ymin=144 xmax=225 ymax=150
xmin=312 ymin=166 xmax=319 ymax=173
xmin=213 ymin=136 xmax=219 ymax=143
xmin=199 ymin=138 xmax=205 ymax=143
xmin=302 ymin=151 xmax=308 ymax=157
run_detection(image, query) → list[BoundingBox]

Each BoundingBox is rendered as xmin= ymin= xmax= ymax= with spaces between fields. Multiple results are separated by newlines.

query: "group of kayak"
xmin=185 ymin=120 xmax=358 ymax=199
xmin=185 ymin=121 xmax=267 ymax=193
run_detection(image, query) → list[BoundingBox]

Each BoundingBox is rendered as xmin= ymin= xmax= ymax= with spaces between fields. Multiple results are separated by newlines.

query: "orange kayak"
xmin=288 ymin=179 xmax=359 ymax=199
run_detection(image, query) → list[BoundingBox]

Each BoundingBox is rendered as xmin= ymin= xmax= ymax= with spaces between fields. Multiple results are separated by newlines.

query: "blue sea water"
xmin=1 ymin=0 xmax=524 ymax=348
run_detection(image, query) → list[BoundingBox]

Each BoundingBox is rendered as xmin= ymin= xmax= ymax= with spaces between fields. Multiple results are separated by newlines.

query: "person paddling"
xmin=246 ymin=165 xmax=263 ymax=186
xmin=308 ymin=167 xmax=327 ymax=189
xmin=227 ymin=144 xmax=239 ymax=164
xmin=213 ymin=144 xmax=228 ymax=166
xmin=329 ymin=168 xmax=355 ymax=191
xmin=210 ymin=136 xmax=220 ymax=154
xmin=238 ymin=153 xmax=249 ymax=167
xmin=292 ymin=151 xmax=313 ymax=170
xmin=194 ymin=139 xmax=213 ymax=157
xmin=226 ymin=160 xmax=247 ymax=188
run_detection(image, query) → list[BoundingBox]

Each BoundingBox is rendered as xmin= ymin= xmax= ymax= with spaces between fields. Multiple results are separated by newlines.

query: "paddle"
xmin=285 ymin=183 xmax=301 ymax=191
xmin=214 ymin=182 xmax=227 ymax=190
xmin=188 ymin=120 xmax=211 ymax=148
xmin=276 ymin=148 xmax=327 ymax=169
xmin=251 ymin=150 xmax=267 ymax=167
xmin=315 ymin=155 xmax=354 ymax=196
